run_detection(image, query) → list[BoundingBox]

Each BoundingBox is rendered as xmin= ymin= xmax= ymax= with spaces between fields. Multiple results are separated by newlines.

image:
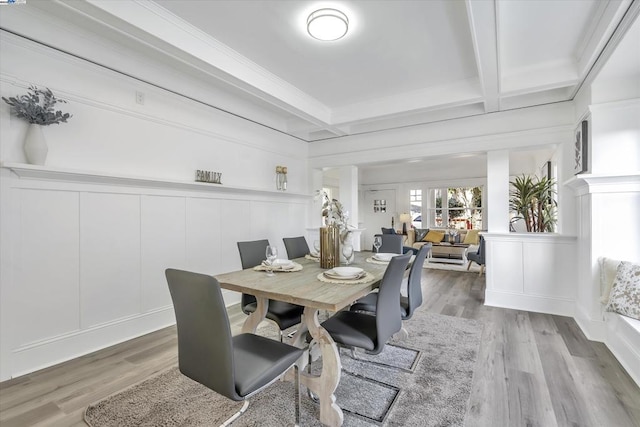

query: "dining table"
xmin=215 ymin=251 xmax=391 ymax=426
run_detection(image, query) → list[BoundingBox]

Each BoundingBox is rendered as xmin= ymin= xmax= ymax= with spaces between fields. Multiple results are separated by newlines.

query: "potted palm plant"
xmin=509 ymin=174 xmax=557 ymax=232
xmin=3 ymin=85 xmax=72 ymax=165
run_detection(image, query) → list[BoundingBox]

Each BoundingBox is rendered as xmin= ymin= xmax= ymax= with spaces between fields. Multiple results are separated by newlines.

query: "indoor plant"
xmin=3 ymin=85 xmax=72 ymax=165
xmin=317 ymin=190 xmax=354 ymax=243
xmin=509 ymin=174 xmax=557 ymax=232
xmin=316 ymin=190 xmax=355 ymax=267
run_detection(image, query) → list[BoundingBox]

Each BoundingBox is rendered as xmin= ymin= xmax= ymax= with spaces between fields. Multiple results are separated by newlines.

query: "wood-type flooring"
xmin=1 ymin=269 xmax=639 ymax=426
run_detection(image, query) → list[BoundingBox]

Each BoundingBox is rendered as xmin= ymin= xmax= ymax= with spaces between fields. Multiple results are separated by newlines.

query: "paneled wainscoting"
xmin=0 ymin=164 xmax=309 ymax=382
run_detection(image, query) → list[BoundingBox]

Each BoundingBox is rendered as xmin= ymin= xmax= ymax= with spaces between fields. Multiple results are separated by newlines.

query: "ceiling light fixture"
xmin=307 ymin=8 xmax=349 ymax=41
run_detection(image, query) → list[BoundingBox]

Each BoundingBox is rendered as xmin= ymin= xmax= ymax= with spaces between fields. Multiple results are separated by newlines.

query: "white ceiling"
xmin=0 ymin=0 xmax=637 ymax=145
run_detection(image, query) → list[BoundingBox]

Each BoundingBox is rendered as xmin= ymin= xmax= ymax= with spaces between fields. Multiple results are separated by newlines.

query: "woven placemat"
xmin=366 ymin=257 xmax=390 ymax=265
xmin=316 ymin=271 xmax=375 ymax=284
xmin=305 ymin=254 xmax=320 ymax=262
xmin=253 ymin=262 xmax=303 ymax=272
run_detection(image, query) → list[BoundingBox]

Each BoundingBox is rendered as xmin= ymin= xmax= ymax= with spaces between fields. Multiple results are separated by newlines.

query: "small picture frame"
xmin=574 ymin=119 xmax=589 ymax=175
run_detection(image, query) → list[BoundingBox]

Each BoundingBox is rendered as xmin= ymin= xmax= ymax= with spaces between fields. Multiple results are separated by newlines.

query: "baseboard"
xmin=573 ymin=304 xmax=606 ymax=342
xmin=2 ymin=307 xmax=175 ymax=382
xmin=485 ymin=290 xmax=575 ymax=317
xmin=604 ymin=313 xmax=640 ymax=387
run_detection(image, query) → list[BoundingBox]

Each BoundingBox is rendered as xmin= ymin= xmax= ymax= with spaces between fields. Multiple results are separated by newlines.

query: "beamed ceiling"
xmin=0 ymin=0 xmax=638 ymax=144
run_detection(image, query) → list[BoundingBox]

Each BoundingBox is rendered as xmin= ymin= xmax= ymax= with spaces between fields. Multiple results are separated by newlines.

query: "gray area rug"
xmin=85 ymin=312 xmax=482 ymax=426
xmin=424 ymin=260 xmax=481 ymax=273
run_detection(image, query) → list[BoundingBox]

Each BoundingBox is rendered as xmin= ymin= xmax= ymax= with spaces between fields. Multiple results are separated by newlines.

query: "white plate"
xmin=329 ymin=266 xmax=363 ymax=277
xmin=324 ymin=270 xmax=365 ymax=280
xmin=373 ymin=253 xmax=395 ymax=261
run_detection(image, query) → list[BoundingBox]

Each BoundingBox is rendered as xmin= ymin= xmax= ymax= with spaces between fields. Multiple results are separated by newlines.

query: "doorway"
xmin=363 ymin=189 xmax=396 ymax=250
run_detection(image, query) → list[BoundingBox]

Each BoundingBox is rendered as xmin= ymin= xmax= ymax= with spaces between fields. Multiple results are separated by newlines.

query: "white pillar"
xmin=487 ymin=150 xmax=510 ymax=232
xmin=339 ymin=166 xmax=361 ymax=250
xmin=306 ymin=168 xmax=324 ymax=245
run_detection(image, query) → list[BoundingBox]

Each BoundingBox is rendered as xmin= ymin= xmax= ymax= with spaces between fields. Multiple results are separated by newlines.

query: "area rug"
xmin=424 ymin=260 xmax=481 ymax=273
xmin=85 ymin=312 xmax=482 ymax=427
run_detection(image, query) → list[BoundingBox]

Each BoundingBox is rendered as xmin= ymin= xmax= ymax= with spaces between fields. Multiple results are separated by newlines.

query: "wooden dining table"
xmin=215 ymin=251 xmax=390 ymax=426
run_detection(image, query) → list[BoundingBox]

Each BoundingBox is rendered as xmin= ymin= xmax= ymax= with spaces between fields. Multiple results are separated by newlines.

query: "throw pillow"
xmin=414 ymin=228 xmax=429 ymax=242
xmin=381 ymin=227 xmax=397 ymax=235
xmin=424 ymin=230 xmax=445 ymax=243
xmin=463 ymin=229 xmax=479 ymax=245
xmin=606 ymin=261 xmax=640 ymax=320
xmin=599 ymin=257 xmax=622 ymax=304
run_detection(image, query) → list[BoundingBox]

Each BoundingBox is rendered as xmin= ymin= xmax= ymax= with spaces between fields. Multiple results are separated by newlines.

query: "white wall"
xmin=0 ymin=33 xmax=308 ymax=188
xmin=570 ymin=98 xmax=640 ymax=341
xmin=0 ymin=34 xmax=310 ymax=381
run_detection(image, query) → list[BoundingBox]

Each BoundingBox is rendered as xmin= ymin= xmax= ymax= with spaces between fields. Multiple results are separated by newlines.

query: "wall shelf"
xmin=1 ymin=162 xmax=311 ymax=199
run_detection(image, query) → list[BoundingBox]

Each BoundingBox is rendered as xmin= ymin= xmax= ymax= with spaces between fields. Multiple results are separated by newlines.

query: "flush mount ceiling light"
xmin=307 ymin=8 xmax=349 ymax=41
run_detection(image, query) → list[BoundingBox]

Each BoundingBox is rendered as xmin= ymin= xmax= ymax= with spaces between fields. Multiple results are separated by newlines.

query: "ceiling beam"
xmin=465 ymin=0 xmax=500 ymax=114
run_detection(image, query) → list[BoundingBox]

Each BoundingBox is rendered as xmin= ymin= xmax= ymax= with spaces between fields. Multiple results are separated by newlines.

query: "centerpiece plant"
xmin=509 ymin=174 xmax=557 ymax=232
xmin=316 ymin=190 xmax=354 ymax=244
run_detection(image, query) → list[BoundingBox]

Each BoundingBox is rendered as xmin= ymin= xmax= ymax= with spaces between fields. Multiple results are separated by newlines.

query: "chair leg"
xmin=294 ymin=365 xmax=300 ymax=427
xmin=220 ymin=400 xmax=249 ymax=427
xmin=479 ymin=265 xmax=485 ymax=276
xmin=467 ymin=260 xmax=473 ymax=271
xmin=307 ymin=346 xmax=319 ymax=402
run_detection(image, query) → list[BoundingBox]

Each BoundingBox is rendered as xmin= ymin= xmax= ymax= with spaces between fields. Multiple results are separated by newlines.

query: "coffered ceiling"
xmin=1 ymin=0 xmax=638 ymax=143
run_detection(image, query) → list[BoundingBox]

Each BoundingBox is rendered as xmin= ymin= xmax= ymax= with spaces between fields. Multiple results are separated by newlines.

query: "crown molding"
xmin=564 ymin=173 xmax=640 ymax=196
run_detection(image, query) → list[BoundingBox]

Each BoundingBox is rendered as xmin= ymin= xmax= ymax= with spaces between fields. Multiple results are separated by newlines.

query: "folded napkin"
xmin=254 ymin=261 xmax=302 ymax=272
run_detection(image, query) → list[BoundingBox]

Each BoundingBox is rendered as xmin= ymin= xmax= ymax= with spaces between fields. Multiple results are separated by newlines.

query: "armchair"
xmin=466 ymin=235 xmax=485 ymax=276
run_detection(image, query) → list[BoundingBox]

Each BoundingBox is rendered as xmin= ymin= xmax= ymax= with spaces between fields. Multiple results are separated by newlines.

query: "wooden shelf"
xmin=1 ymin=162 xmax=311 ymax=199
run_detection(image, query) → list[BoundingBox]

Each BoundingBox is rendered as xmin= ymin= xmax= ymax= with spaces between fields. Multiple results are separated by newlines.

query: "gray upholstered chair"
xmin=350 ymin=243 xmax=430 ymax=321
xmin=165 ymin=269 xmax=304 ymax=426
xmin=283 ymin=236 xmax=310 ymax=259
xmin=237 ymin=240 xmax=304 ymax=340
xmin=467 ymin=235 xmax=485 ymax=276
xmin=373 ymin=233 xmax=403 ymax=254
xmin=314 ymin=252 xmax=412 ymax=357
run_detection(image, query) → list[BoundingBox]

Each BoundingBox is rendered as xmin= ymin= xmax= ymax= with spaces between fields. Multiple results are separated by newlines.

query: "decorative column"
xmin=486 ymin=150 xmax=510 ymax=232
xmin=338 ymin=166 xmax=361 ymax=250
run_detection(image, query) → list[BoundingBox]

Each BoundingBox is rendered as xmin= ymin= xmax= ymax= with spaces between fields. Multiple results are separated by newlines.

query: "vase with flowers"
xmin=3 ymin=85 xmax=72 ymax=165
xmin=316 ymin=190 xmax=355 ymax=267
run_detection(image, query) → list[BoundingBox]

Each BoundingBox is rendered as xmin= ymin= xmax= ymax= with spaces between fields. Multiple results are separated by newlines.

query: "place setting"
xmin=367 ymin=252 xmax=398 ymax=265
xmin=253 ymin=245 xmax=303 ymax=274
xmin=305 ymin=240 xmax=321 ymax=261
xmin=317 ymin=266 xmax=375 ymax=284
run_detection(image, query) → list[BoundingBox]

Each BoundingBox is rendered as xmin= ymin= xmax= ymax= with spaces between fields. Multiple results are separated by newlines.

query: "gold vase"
xmin=320 ymin=224 xmax=340 ymax=269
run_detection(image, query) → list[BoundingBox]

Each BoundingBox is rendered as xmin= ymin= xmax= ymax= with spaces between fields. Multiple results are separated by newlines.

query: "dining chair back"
xmin=237 ymin=239 xmax=268 ymax=317
xmin=349 ymin=244 xmax=429 ymax=321
xmin=403 ymin=243 xmax=429 ymax=319
xmin=166 ymin=268 xmax=303 ymax=424
xmin=373 ymin=234 xmax=403 ymax=254
xmin=283 ymin=236 xmax=310 ymax=259
xmin=316 ymin=252 xmax=411 ymax=355
xmin=374 ymin=252 xmax=412 ymax=347
xmin=236 ymin=240 xmax=304 ymax=335
xmin=237 ymin=239 xmax=269 ymax=269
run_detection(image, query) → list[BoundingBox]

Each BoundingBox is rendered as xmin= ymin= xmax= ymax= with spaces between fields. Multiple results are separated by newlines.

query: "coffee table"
xmin=428 ymin=242 xmax=469 ymax=264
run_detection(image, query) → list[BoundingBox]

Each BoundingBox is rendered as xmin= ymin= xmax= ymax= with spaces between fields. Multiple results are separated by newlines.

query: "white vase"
xmin=24 ymin=124 xmax=48 ymax=165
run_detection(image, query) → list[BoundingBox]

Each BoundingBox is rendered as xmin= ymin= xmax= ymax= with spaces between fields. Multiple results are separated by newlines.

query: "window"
xmin=410 ymin=189 xmax=422 ymax=228
xmin=427 ymin=186 xmax=482 ymax=229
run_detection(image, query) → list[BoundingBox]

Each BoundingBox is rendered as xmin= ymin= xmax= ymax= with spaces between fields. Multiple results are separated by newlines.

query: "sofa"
xmin=403 ymin=228 xmax=483 ymax=263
